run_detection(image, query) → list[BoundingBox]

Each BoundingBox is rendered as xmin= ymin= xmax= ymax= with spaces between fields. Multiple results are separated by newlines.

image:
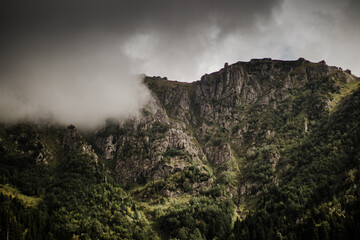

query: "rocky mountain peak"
xmin=137 ymin=58 xmax=358 ymax=182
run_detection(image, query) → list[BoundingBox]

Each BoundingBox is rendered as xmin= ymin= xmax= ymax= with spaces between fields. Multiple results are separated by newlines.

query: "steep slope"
xmin=232 ymin=85 xmax=360 ymax=240
xmin=94 ymin=58 xmax=358 ymax=198
xmin=0 ymin=124 xmax=159 ymax=239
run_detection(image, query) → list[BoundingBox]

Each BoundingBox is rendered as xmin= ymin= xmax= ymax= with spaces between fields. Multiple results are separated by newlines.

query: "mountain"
xmin=1 ymin=58 xmax=360 ymax=239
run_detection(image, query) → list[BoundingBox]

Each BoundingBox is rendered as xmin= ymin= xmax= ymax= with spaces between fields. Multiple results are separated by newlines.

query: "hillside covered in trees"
xmin=1 ymin=58 xmax=360 ymax=239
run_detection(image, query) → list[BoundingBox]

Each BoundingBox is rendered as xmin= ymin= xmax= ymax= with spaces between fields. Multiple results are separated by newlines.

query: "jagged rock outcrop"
xmin=0 ymin=124 xmax=53 ymax=165
xmin=203 ymin=143 xmax=233 ymax=168
xmin=93 ymin=58 xmax=359 ymax=198
xmin=63 ymin=125 xmax=98 ymax=164
xmin=94 ymin=98 xmax=208 ymax=186
xmin=193 ymin=58 xmax=338 ymax=120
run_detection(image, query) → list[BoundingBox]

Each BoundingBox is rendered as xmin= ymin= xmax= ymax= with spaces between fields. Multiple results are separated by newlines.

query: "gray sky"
xmin=0 ymin=0 xmax=359 ymax=127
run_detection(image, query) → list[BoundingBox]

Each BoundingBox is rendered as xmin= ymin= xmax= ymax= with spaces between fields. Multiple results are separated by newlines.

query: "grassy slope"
xmin=0 ymin=184 xmax=42 ymax=208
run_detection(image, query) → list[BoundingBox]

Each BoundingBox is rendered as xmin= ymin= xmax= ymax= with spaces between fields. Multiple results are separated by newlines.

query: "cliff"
xmin=92 ymin=58 xmax=359 ymax=199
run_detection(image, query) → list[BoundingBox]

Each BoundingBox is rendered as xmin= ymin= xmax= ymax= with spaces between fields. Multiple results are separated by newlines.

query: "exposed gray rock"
xmin=93 ymin=58 xmax=360 ymax=198
xmin=63 ymin=125 xmax=98 ymax=164
xmin=94 ymin=98 xmax=207 ymax=185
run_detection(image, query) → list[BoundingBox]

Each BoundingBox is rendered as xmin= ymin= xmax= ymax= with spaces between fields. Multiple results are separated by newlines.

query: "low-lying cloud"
xmin=0 ymin=40 xmax=151 ymax=129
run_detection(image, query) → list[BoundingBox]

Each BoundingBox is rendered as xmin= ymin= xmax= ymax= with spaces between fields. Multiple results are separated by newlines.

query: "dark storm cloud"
xmin=274 ymin=0 xmax=360 ymax=75
xmin=1 ymin=0 xmax=359 ymax=128
xmin=345 ymin=0 xmax=360 ymax=26
xmin=1 ymin=0 xmax=281 ymax=36
xmin=0 ymin=0 xmax=282 ymax=128
xmin=0 ymin=0 xmax=282 ymax=73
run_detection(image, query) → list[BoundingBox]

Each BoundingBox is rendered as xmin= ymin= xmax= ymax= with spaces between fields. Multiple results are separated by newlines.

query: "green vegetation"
xmin=144 ymin=76 xmax=195 ymax=104
xmin=158 ymin=197 xmax=236 ymax=240
xmin=0 ymin=184 xmax=42 ymax=208
xmin=1 ymin=61 xmax=360 ymax=239
xmin=149 ymin=121 xmax=170 ymax=140
xmin=232 ymin=85 xmax=360 ymax=239
xmin=329 ymin=74 xmax=360 ymax=111
xmin=0 ymin=149 xmax=160 ymax=239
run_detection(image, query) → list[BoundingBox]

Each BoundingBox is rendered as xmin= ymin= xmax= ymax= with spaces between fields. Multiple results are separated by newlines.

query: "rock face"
xmin=194 ymin=58 xmax=332 ymax=119
xmin=0 ymin=123 xmax=99 ymax=166
xmin=94 ymin=98 xmax=208 ymax=186
xmin=63 ymin=125 xmax=98 ymax=164
xmin=92 ymin=58 xmax=359 ymax=197
xmin=0 ymin=124 xmax=54 ymax=165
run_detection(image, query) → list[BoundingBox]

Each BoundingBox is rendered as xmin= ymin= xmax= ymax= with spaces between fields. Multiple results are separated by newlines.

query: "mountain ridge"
xmin=1 ymin=58 xmax=360 ymax=239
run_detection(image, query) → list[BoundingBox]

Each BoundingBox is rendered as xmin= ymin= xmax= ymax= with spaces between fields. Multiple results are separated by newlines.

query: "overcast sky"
xmin=0 ymin=0 xmax=359 ymax=127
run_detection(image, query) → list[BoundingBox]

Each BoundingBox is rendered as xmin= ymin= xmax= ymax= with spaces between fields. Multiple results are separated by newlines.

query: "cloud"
xmin=0 ymin=0 xmax=359 ymax=128
xmin=0 ymin=0 xmax=283 ymax=127
xmin=0 ymin=0 xmax=282 ymax=80
xmin=0 ymin=41 xmax=151 ymax=129
xmin=194 ymin=0 xmax=360 ymax=78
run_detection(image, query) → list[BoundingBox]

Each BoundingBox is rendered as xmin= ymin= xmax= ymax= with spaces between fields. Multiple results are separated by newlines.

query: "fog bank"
xmin=0 ymin=42 xmax=152 ymax=129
